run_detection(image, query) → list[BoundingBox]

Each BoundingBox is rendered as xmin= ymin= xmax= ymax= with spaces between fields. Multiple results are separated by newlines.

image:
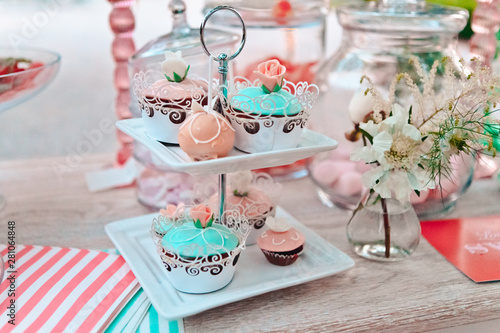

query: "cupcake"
xmin=151 ymin=203 xmax=185 ymax=239
xmin=135 ymin=51 xmax=208 ymax=144
xmin=257 ymin=216 xmax=305 ymax=266
xmin=152 ymin=204 xmax=249 ymax=294
xmin=223 ymin=59 xmax=319 ymax=153
xmin=209 ymin=171 xmax=277 ymax=245
xmin=178 ymin=100 xmax=235 ymax=161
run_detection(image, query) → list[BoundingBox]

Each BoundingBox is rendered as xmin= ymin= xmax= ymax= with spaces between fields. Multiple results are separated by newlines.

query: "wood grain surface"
xmin=1 ymin=154 xmax=500 ymax=332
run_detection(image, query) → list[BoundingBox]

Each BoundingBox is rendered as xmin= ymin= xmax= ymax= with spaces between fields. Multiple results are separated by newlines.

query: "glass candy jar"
xmin=128 ymin=0 xmax=239 ymax=117
xmin=307 ymin=0 xmax=470 ymax=211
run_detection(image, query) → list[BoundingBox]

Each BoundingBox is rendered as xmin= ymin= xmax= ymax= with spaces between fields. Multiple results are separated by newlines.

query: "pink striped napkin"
xmin=0 ymin=245 xmax=139 ymax=333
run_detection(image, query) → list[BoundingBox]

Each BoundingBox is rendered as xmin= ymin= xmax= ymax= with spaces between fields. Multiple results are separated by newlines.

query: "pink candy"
xmin=311 ymin=158 xmax=364 ymax=197
xmin=331 ymin=171 xmax=364 ymax=197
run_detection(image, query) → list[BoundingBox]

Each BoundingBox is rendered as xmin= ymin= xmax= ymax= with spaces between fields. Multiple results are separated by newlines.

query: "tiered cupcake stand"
xmin=105 ymin=6 xmax=354 ymax=320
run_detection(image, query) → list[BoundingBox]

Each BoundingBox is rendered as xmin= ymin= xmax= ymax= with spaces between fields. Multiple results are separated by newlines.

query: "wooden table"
xmin=1 ymin=154 xmax=500 ymax=332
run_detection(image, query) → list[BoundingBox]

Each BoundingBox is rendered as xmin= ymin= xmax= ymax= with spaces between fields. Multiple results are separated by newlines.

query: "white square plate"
xmin=105 ymin=208 xmax=355 ymax=320
xmin=116 ymin=118 xmax=338 ymax=175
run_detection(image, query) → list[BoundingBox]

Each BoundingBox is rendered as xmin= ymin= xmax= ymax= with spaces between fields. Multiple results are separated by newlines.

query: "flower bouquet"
xmin=346 ymin=57 xmax=500 ymax=261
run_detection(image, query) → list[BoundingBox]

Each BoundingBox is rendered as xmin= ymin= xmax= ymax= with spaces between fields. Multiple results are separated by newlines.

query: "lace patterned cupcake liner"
xmin=151 ymin=206 xmax=251 ymax=293
xmin=133 ymin=70 xmax=211 ymax=144
xmin=219 ymin=76 xmax=319 ymax=153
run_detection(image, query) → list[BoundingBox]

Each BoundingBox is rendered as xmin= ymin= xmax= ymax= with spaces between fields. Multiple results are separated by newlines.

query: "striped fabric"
xmin=0 ymin=245 xmax=139 ymax=333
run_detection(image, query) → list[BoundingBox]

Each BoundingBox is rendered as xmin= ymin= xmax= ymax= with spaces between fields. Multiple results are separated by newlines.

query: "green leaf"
xmin=173 ymin=72 xmax=183 ymax=83
xmin=414 ymin=190 xmax=420 ymax=197
xmin=261 ymin=84 xmax=271 ymax=94
xmin=421 ymin=135 xmax=428 ymax=142
xmin=194 ymin=219 xmax=203 ymax=229
xmin=359 ymin=128 xmax=374 ymax=145
xmin=233 ymin=189 xmax=248 ymax=197
xmin=206 ymin=215 xmax=214 ymax=228
xmin=272 ymin=84 xmax=281 ymax=92
xmin=164 ymin=74 xmax=174 ymax=82
xmin=408 ymin=106 xmax=412 ymax=124
xmin=184 ymin=64 xmax=190 ymax=79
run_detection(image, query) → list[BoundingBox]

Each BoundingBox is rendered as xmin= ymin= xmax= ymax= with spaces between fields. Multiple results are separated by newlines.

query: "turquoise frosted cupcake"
xmin=223 ymin=59 xmax=319 ymax=153
xmin=152 ymin=204 xmax=249 ymax=294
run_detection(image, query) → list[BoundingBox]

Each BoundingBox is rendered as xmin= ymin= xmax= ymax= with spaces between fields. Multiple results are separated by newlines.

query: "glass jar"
xmin=412 ymin=153 xmax=475 ymax=219
xmin=204 ymin=0 xmax=327 ymax=180
xmin=347 ymin=191 xmax=421 ymax=262
xmin=134 ymin=142 xmax=207 ymax=210
xmin=128 ymin=0 xmax=239 ymax=117
xmin=307 ymin=0 xmax=469 ymax=210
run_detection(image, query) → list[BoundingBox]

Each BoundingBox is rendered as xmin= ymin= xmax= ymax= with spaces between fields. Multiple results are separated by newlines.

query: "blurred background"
xmin=0 ymin=0 xmax=483 ymax=162
xmin=0 ymin=0 xmax=205 ymax=160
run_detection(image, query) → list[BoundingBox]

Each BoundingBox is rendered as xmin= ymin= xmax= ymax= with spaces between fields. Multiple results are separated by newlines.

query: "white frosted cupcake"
xmin=134 ymin=51 xmax=208 ymax=144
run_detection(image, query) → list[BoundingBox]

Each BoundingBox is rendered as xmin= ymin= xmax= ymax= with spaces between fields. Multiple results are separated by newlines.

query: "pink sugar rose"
xmin=160 ymin=203 xmax=185 ymax=219
xmin=190 ymin=204 xmax=214 ymax=228
xmin=253 ymin=59 xmax=286 ymax=93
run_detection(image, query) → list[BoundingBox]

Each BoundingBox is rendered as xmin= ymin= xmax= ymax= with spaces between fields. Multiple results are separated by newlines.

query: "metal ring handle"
xmin=200 ymin=5 xmax=246 ymax=61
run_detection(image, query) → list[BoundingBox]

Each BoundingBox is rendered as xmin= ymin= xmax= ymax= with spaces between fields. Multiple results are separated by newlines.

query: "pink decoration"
xmin=470 ymin=0 xmax=500 ymax=66
xmin=160 ymin=203 xmax=185 ymax=219
xmin=109 ymin=0 xmax=136 ymax=166
xmin=253 ymin=59 xmax=286 ymax=92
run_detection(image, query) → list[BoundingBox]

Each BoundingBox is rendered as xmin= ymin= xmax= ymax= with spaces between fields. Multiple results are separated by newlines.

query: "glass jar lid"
xmin=337 ymin=0 xmax=468 ymax=34
xmin=204 ymin=0 xmax=326 ymax=27
xmin=131 ymin=0 xmax=238 ymax=64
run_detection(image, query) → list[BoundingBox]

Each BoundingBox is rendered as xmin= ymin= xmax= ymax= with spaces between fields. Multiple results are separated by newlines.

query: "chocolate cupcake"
xmin=257 ymin=216 xmax=305 ymax=266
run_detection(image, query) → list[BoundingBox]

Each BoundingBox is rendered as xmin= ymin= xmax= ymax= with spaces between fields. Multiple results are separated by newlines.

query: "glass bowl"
xmin=0 ymin=47 xmax=61 ymax=112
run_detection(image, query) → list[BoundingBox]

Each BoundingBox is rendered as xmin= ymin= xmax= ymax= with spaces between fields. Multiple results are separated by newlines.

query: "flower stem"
xmin=380 ymin=198 xmax=391 ymax=258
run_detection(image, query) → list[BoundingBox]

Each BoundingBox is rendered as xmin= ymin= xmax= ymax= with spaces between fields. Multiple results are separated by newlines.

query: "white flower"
xmin=265 ymin=216 xmax=291 ymax=233
xmin=351 ymin=103 xmax=432 ymax=202
xmin=348 ymin=89 xmax=374 ymax=124
xmin=161 ymin=51 xmax=189 ymax=82
xmin=229 ymin=171 xmax=253 ymax=196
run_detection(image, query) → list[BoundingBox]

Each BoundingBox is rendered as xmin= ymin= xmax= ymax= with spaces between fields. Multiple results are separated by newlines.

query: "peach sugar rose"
xmin=253 ymin=59 xmax=286 ymax=93
xmin=190 ymin=204 xmax=214 ymax=229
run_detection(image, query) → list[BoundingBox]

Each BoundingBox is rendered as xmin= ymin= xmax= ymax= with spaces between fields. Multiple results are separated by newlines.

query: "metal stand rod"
xmin=200 ymin=5 xmax=246 ymax=223
xmin=217 ymin=53 xmax=229 ymax=221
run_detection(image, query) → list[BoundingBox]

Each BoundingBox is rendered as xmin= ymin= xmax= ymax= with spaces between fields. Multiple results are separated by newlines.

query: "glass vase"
xmin=347 ymin=191 xmax=421 ymax=262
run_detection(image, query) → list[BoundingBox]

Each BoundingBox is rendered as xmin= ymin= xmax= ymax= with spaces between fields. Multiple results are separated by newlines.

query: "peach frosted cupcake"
xmin=209 ymin=171 xmax=281 ymax=245
xmin=257 ymin=216 xmax=305 ymax=266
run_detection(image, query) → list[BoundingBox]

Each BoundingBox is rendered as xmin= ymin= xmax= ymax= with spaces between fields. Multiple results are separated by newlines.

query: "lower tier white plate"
xmin=116 ymin=118 xmax=338 ymax=175
xmin=105 ymin=208 xmax=354 ymax=320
